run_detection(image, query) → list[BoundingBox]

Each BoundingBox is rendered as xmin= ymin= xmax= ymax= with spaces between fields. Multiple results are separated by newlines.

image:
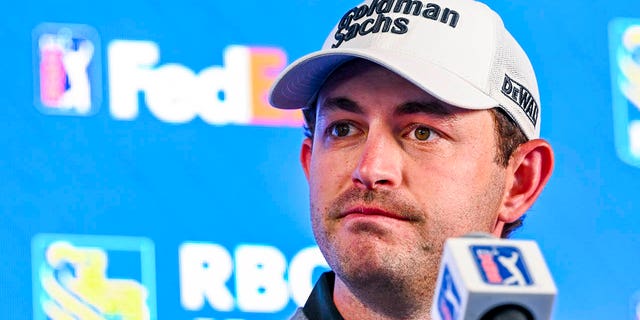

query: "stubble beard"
xmin=311 ymin=188 xmax=444 ymax=316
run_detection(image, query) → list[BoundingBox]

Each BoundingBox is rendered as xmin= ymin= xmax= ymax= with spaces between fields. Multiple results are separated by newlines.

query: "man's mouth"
xmin=339 ymin=206 xmax=411 ymax=221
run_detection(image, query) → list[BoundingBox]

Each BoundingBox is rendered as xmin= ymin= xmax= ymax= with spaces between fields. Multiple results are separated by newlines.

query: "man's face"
xmin=300 ymin=60 xmax=511 ymax=290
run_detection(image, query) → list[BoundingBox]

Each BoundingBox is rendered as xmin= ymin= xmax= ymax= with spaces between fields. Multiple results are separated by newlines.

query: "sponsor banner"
xmin=33 ymin=23 xmax=303 ymax=127
xmin=31 ymin=234 xmax=157 ymax=320
xmin=610 ymin=18 xmax=640 ymax=168
xmin=33 ymin=23 xmax=102 ymax=116
xmin=107 ymin=41 xmax=301 ymax=127
xmin=32 ymin=234 xmax=329 ymax=319
xmin=633 ymin=291 xmax=640 ymax=320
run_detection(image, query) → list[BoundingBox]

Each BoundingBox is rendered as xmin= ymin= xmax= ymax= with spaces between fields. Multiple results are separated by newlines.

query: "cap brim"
xmin=269 ymin=47 xmax=499 ymax=110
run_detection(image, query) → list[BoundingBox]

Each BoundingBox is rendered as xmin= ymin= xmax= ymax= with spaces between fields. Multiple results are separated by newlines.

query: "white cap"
xmin=269 ymin=0 xmax=541 ymax=139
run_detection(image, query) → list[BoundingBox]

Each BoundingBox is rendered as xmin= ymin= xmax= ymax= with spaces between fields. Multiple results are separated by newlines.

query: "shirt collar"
xmin=302 ymin=271 xmax=345 ymax=320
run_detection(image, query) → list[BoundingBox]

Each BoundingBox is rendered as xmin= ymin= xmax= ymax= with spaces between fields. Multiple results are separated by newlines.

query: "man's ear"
xmin=300 ymin=138 xmax=313 ymax=182
xmin=497 ymin=139 xmax=554 ymax=225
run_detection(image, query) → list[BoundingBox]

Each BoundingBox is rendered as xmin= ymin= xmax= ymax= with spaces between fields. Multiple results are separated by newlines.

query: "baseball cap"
xmin=269 ymin=0 xmax=541 ymax=139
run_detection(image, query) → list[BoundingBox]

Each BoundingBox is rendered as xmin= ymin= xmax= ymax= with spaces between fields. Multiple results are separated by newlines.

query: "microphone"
xmin=431 ymin=233 xmax=557 ymax=320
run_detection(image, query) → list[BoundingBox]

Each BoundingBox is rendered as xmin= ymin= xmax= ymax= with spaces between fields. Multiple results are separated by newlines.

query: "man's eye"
xmin=329 ymin=122 xmax=355 ymax=137
xmin=411 ymin=125 xmax=437 ymax=141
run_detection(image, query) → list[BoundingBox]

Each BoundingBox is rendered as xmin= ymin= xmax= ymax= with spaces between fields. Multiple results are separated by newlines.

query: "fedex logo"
xmin=33 ymin=23 xmax=102 ymax=116
xmin=436 ymin=266 xmax=461 ymax=320
xmin=108 ymin=41 xmax=301 ymax=126
xmin=470 ymin=245 xmax=533 ymax=286
xmin=610 ymin=19 xmax=640 ymax=168
xmin=32 ymin=234 xmax=156 ymax=320
xmin=33 ymin=24 xmax=302 ymax=126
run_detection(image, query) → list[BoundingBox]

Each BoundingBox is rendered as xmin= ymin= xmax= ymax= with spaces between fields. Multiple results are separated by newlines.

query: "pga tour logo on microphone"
xmin=436 ymin=266 xmax=462 ymax=320
xmin=470 ymin=245 xmax=533 ymax=286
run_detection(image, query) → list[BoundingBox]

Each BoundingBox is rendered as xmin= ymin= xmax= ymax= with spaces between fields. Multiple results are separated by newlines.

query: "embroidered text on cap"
xmin=501 ymin=74 xmax=539 ymax=126
xmin=333 ymin=0 xmax=461 ymax=48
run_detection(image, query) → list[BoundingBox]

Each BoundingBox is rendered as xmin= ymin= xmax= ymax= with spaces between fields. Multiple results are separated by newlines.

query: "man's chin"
xmin=326 ymin=227 xmax=438 ymax=284
xmin=336 ymin=259 xmax=398 ymax=285
xmin=330 ymin=237 xmax=403 ymax=279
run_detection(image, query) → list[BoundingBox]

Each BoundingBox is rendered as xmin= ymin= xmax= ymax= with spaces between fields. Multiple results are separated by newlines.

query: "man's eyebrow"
xmin=318 ymin=98 xmax=455 ymax=119
xmin=319 ymin=97 xmax=363 ymax=115
xmin=395 ymin=101 xmax=453 ymax=117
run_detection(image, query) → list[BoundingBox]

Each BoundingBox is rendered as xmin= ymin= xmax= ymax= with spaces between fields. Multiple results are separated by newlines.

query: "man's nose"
xmin=352 ymin=131 xmax=403 ymax=190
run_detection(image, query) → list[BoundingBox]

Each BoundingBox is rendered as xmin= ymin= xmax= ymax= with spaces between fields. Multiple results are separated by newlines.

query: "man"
xmin=269 ymin=0 xmax=554 ymax=319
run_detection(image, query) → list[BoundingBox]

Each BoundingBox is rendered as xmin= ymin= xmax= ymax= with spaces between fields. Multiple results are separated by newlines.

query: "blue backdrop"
xmin=1 ymin=0 xmax=639 ymax=319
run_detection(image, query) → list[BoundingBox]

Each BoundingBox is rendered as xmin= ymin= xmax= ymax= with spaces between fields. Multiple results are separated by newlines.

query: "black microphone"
xmin=431 ymin=233 xmax=557 ymax=320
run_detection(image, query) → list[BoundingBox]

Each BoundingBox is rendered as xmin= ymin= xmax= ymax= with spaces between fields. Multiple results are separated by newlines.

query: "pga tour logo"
xmin=610 ymin=18 xmax=640 ymax=169
xmin=470 ymin=245 xmax=533 ymax=286
xmin=33 ymin=23 xmax=102 ymax=116
xmin=436 ymin=266 xmax=462 ymax=320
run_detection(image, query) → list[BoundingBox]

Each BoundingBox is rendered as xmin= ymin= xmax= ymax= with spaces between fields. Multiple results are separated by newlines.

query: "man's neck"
xmin=332 ymin=273 xmax=434 ymax=320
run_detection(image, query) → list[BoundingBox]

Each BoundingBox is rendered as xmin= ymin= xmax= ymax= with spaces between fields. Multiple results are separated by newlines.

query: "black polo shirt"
xmin=301 ymin=271 xmax=345 ymax=320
